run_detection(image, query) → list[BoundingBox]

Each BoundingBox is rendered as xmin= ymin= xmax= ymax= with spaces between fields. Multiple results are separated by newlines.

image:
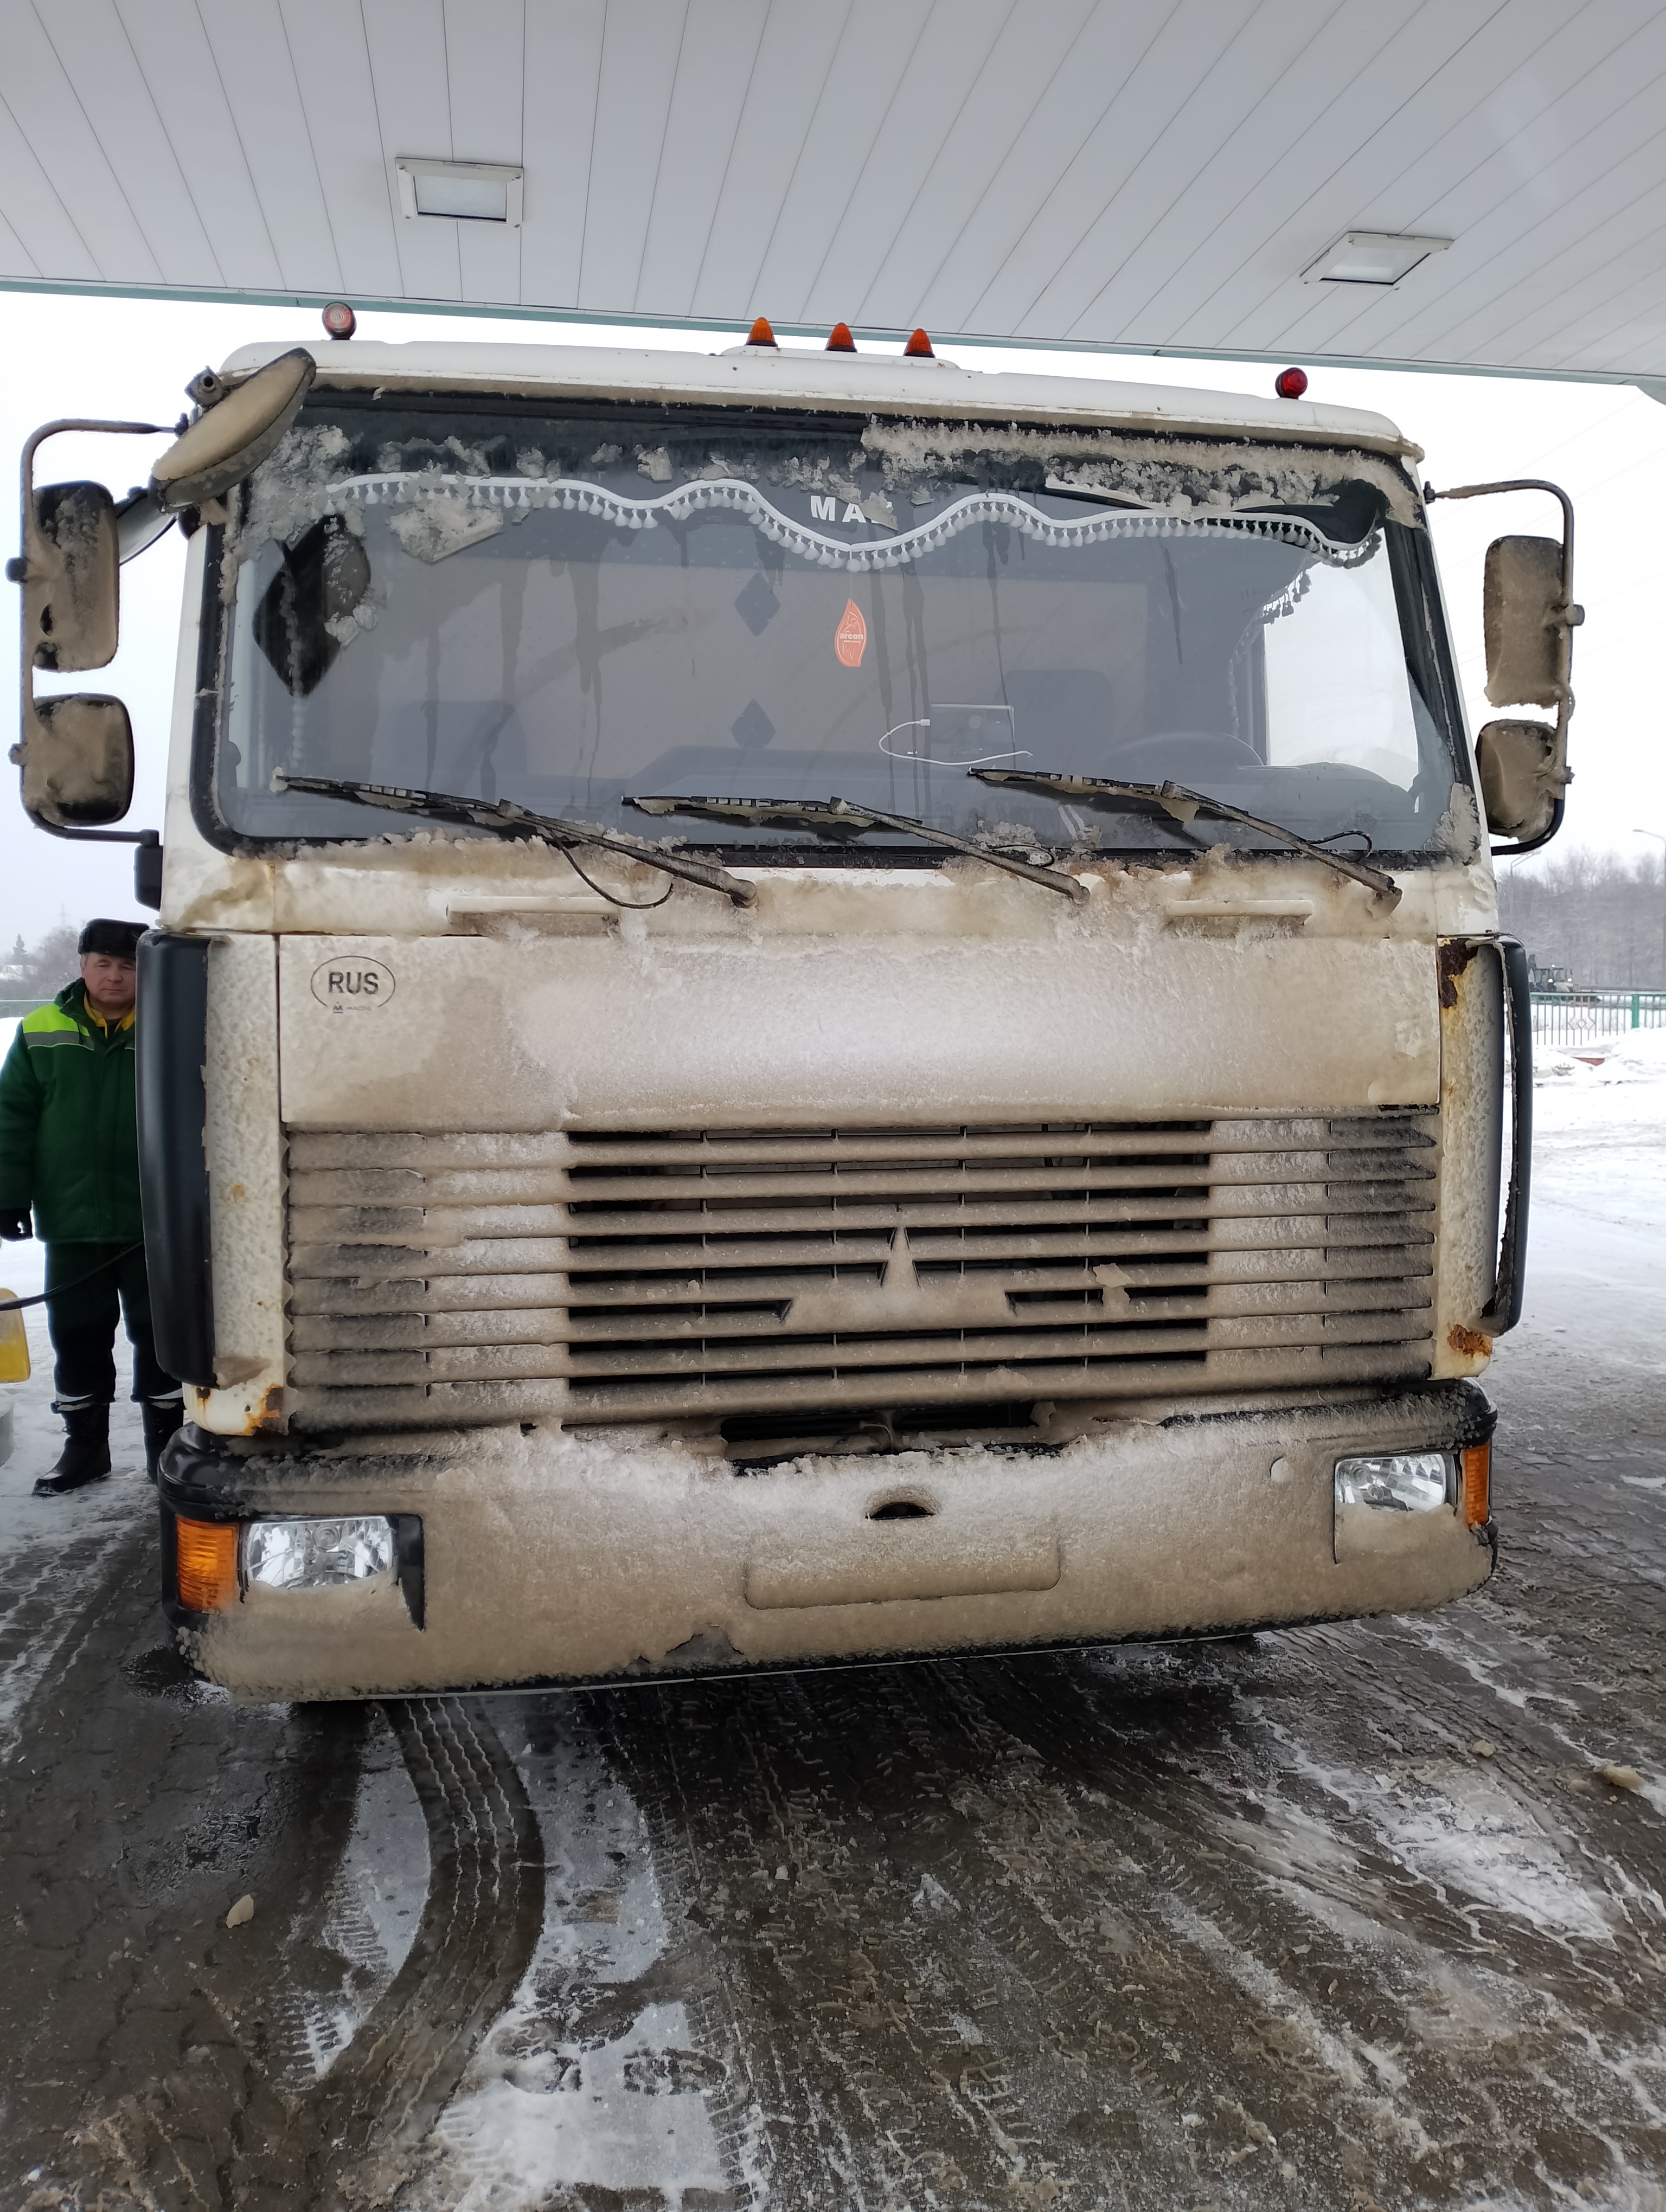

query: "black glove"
xmin=0 ymin=1208 xmax=33 ymax=1240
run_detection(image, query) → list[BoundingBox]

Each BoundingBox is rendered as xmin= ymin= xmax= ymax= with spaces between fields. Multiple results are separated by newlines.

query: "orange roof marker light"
xmin=825 ymin=323 xmax=857 ymax=352
xmin=746 ymin=317 xmax=778 ymax=349
xmin=1274 ymin=366 xmax=1309 ymax=399
xmin=903 ymin=327 xmax=935 ymax=359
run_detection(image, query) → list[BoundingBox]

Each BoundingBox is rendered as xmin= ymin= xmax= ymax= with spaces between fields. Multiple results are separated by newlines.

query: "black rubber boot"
xmin=142 ymin=1397 xmax=185 ymax=1484
xmin=34 ymin=1403 xmax=113 ymax=1497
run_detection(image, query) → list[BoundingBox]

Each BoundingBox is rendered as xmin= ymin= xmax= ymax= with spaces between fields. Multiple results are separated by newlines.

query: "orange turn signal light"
xmin=746 ymin=316 xmax=778 ymax=348
xmin=1460 ymin=1444 xmax=1491 ymax=1527
xmin=825 ymin=322 xmax=857 ymax=352
xmin=176 ymin=1516 xmax=240 ymax=1612
xmin=903 ymin=326 xmax=935 ymax=358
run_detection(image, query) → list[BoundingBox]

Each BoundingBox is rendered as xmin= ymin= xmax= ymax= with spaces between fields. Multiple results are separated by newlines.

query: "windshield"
xmin=209 ymin=400 xmax=1469 ymax=863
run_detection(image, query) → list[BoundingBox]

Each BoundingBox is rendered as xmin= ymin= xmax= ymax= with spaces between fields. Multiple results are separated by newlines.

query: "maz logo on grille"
xmin=281 ymin=1117 xmax=1438 ymax=1431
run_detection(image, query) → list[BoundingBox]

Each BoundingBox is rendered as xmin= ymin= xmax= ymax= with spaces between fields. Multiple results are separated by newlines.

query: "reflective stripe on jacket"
xmin=0 ymin=982 xmax=143 ymax=1243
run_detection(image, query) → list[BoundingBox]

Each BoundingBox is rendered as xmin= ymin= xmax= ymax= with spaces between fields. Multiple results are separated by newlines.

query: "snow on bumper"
xmin=160 ymin=1385 xmax=1496 ymax=1701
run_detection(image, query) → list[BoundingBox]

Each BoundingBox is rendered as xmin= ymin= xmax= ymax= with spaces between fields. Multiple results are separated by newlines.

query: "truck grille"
xmin=283 ymin=1116 xmax=1437 ymax=1431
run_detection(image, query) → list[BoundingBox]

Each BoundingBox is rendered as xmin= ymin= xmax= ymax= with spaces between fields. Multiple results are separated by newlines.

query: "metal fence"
xmin=1531 ymin=989 xmax=1666 ymax=1050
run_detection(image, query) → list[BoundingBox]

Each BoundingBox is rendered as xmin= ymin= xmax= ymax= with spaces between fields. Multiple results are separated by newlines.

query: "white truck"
xmin=12 ymin=326 xmax=1577 ymax=1700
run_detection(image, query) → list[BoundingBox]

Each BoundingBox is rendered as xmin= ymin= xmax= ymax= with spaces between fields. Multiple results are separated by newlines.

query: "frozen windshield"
xmin=210 ymin=402 xmax=1469 ymax=861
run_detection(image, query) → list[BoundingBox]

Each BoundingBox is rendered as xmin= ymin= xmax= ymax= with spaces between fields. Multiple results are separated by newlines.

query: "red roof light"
xmin=321 ymin=301 xmax=356 ymax=340
xmin=1274 ymin=366 xmax=1309 ymax=399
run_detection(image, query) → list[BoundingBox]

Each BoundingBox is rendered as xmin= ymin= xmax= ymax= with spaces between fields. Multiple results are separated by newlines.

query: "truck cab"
xmin=14 ymin=333 xmax=1575 ymax=1698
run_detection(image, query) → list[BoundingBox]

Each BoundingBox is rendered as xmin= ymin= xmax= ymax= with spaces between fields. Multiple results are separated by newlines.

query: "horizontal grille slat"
xmin=557 ymin=1248 xmax=1432 ymax=1304
xmin=284 ymin=1115 xmax=1438 ymax=1430
xmin=287 ymin=1270 xmax=569 ymax=1315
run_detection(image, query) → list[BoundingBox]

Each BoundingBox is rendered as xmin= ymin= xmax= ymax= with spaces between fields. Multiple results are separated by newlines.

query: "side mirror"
xmin=1483 ymin=535 xmax=1574 ymax=709
xmin=23 ymin=480 xmax=119 ymax=670
xmin=1425 ymin=479 xmax=1579 ymax=855
xmin=14 ymin=418 xmax=169 ymax=840
xmin=14 ymin=692 xmax=134 ymax=826
xmin=1474 ymin=718 xmax=1559 ymax=844
xmin=149 ymin=347 xmax=316 ymax=512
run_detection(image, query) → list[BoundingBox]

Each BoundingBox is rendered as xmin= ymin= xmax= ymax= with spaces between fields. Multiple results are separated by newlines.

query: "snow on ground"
xmin=1 ymin=1000 xmax=151 ymax=1754
xmin=1515 ymin=1020 xmax=1666 ymax=1379
xmin=0 ymin=1018 xmax=47 ymax=1308
xmin=0 ymin=1311 xmax=150 ymax=1761
xmin=434 ymin=1712 xmax=733 ymax=2210
xmin=1532 ymin=1024 xmax=1666 ymax=1233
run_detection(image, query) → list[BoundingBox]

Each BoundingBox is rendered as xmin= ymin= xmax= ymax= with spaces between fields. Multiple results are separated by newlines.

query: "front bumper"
xmin=158 ymin=1383 xmax=1497 ymax=1701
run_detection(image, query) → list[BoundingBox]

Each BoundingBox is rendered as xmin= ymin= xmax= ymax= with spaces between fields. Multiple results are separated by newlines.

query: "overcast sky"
xmin=4 ymin=290 xmax=1663 ymax=954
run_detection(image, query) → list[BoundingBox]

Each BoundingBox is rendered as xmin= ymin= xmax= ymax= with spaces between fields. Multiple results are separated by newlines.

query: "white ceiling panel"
xmin=194 ymin=0 xmax=342 ymax=293
xmin=813 ymin=0 xmax=1018 ymax=329
xmin=445 ymin=0 xmax=528 ymax=307
xmin=579 ymin=0 xmax=688 ymax=313
xmin=2 ymin=0 xmax=1662 ymax=382
xmin=907 ymin=3 xmax=1162 ymax=335
xmin=42 ymin=0 xmax=222 ymax=287
xmin=113 ymin=0 xmax=285 ymax=292
xmin=517 ymin=0 xmax=605 ymax=310
xmin=755 ymin=0 xmax=934 ymax=325
xmin=856 ymin=1 xmax=1094 ymax=335
xmin=963 ymin=0 xmax=1265 ymax=337
xmin=361 ymin=0 xmax=464 ymax=305
xmin=0 ymin=88 xmax=94 ymax=279
xmin=0 ymin=1 xmax=163 ymax=280
xmin=636 ymin=0 xmax=770 ymax=319
xmin=282 ymin=0 xmax=405 ymax=302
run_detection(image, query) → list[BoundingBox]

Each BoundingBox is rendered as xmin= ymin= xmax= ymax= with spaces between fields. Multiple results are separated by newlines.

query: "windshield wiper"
xmin=270 ymin=771 xmax=758 ymax=906
xmin=626 ymin=794 xmax=1088 ymax=904
xmin=969 ymin=769 xmax=1401 ymax=910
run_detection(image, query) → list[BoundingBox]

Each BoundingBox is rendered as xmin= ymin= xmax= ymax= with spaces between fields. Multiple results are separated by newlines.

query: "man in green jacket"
xmin=0 ymin=919 xmax=183 ymax=1496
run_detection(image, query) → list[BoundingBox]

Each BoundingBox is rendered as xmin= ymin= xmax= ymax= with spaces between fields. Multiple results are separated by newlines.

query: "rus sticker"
xmin=312 ymin=957 xmax=397 ymax=1011
xmin=834 ymin=599 xmax=867 ymax=668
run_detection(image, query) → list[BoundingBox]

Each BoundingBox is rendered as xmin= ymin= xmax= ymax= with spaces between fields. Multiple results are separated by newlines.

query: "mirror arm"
xmin=1424 ymin=477 xmax=1578 ymax=860
xmin=17 ymin=415 xmax=176 ymax=570
xmin=14 ymin=419 xmax=173 ymax=842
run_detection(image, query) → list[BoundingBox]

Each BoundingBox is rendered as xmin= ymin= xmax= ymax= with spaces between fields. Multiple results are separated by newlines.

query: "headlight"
xmin=1334 ymin=1452 xmax=1452 ymax=1514
xmin=244 ymin=1515 xmax=396 ymax=1590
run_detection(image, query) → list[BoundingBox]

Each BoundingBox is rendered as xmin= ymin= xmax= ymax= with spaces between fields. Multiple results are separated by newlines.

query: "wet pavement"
xmin=1 ymin=1178 xmax=1663 ymax=2210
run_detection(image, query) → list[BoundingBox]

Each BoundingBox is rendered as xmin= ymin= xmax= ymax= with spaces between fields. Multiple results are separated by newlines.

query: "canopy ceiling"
xmin=1 ymin=0 xmax=1662 ymax=383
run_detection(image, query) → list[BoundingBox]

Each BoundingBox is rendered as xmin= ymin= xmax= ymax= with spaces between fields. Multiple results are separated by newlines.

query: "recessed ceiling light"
xmin=395 ymin=158 xmax=523 ymax=227
xmin=1302 ymin=232 xmax=1452 ymax=287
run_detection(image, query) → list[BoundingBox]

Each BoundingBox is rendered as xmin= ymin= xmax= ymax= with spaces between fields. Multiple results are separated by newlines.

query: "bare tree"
xmin=1 ymin=924 xmax=84 ymax=1003
xmin=1497 ymin=848 xmax=1666 ymax=988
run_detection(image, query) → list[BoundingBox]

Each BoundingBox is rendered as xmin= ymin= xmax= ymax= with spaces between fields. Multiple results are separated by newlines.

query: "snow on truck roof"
xmin=218 ymin=339 xmax=1418 ymax=463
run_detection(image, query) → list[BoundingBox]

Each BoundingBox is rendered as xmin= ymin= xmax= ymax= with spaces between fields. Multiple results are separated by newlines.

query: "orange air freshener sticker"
xmin=834 ymin=599 xmax=867 ymax=667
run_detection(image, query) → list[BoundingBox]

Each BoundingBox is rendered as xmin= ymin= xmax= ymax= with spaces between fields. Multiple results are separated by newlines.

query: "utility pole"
xmin=1636 ymin=829 xmax=1666 ymax=992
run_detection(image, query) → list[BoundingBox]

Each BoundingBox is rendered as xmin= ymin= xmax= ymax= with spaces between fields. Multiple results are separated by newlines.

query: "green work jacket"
xmin=0 ymin=982 xmax=143 ymax=1244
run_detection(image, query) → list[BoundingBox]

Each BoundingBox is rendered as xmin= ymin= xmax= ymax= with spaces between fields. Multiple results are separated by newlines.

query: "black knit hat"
xmin=78 ymin=918 xmax=145 ymax=960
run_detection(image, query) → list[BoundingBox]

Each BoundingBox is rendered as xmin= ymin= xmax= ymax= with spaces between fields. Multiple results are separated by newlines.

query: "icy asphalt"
xmin=1 ymin=1052 xmax=1663 ymax=2211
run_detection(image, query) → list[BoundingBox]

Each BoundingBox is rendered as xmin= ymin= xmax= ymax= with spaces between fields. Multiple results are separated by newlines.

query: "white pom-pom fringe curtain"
xmin=273 ymin=474 xmax=1380 ymax=575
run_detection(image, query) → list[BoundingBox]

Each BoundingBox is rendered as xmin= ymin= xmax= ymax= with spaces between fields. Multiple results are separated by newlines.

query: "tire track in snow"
xmin=305 ymin=1695 xmax=546 ymax=2200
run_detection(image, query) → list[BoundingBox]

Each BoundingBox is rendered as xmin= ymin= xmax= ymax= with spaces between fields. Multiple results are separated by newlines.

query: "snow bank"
xmin=1533 ymin=1049 xmax=1598 ymax=1088
xmin=1587 ymin=1025 xmax=1666 ymax=1081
